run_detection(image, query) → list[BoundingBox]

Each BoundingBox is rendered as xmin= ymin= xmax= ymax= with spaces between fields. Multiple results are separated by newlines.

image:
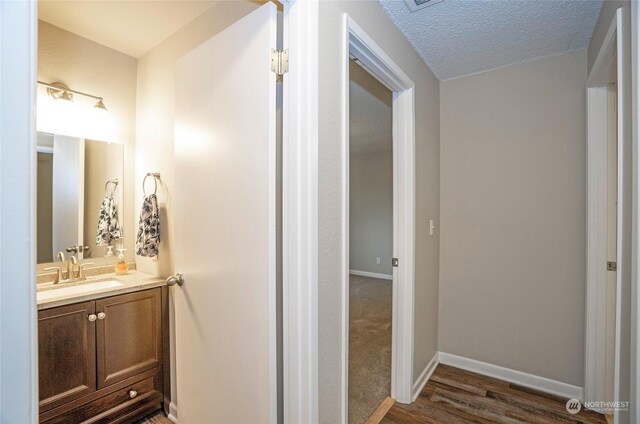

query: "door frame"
xmin=632 ymin=2 xmax=640 ymax=421
xmin=585 ymin=8 xmax=623 ymax=419
xmin=340 ymin=15 xmax=416 ymax=416
xmin=0 ymin=0 xmax=39 ymax=421
xmin=281 ymin=0 xmax=319 ymax=422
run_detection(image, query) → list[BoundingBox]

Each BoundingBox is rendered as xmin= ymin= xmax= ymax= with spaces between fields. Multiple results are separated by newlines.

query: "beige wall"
xmin=318 ymin=2 xmax=440 ymax=420
xmin=38 ymin=21 xmax=137 ymax=263
xmin=588 ymin=1 xmax=634 ymax=419
xmin=439 ymin=51 xmax=587 ymax=386
xmin=83 ymin=140 xmax=124 ymax=259
xmin=134 ymin=0 xmax=263 ymax=412
xmin=37 ymin=153 xmax=54 ymax=263
xmin=349 ymin=152 xmax=393 ymax=276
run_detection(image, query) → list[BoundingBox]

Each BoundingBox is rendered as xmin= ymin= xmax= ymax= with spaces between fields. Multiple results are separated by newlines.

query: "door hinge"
xmin=607 ymin=261 xmax=617 ymax=271
xmin=392 ymin=258 xmax=399 ymax=267
xmin=271 ymin=49 xmax=289 ymax=76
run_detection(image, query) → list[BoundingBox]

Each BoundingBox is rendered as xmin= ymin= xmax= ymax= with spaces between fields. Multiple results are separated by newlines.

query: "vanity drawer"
xmin=41 ymin=369 xmax=162 ymax=424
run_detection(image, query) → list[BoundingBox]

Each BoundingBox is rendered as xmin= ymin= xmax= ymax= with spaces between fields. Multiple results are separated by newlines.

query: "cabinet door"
xmin=38 ymin=301 xmax=96 ymax=412
xmin=96 ymin=289 xmax=161 ymax=388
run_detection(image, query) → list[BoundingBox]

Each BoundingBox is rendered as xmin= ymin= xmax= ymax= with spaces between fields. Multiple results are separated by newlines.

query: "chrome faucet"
xmin=77 ymin=262 xmax=94 ymax=280
xmin=67 ymin=256 xmax=77 ymax=280
xmin=44 ymin=255 xmax=95 ymax=285
xmin=44 ymin=266 xmax=63 ymax=284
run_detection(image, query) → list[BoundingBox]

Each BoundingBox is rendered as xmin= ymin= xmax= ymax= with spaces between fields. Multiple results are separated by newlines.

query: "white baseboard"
xmin=438 ymin=352 xmax=584 ymax=400
xmin=167 ymin=402 xmax=178 ymax=423
xmin=412 ymin=352 xmax=439 ymax=402
xmin=349 ymin=269 xmax=392 ymax=280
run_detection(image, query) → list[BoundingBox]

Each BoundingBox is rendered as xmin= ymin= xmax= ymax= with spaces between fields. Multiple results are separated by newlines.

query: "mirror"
xmin=37 ymin=132 xmax=124 ymax=264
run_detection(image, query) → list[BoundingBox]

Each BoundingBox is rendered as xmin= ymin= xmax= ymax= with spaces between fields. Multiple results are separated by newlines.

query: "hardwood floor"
xmin=134 ymin=409 xmax=172 ymax=424
xmin=381 ymin=365 xmax=607 ymax=424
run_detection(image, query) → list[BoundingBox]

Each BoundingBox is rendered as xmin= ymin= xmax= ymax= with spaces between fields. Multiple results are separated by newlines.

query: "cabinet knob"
xmin=97 ymin=312 xmax=106 ymax=320
xmin=88 ymin=314 xmax=97 ymax=322
xmin=129 ymin=390 xmax=138 ymax=399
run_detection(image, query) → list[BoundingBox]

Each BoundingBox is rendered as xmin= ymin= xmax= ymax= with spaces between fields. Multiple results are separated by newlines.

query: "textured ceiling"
xmin=380 ymin=0 xmax=603 ymax=80
xmin=350 ymin=60 xmax=392 ymax=155
xmin=38 ymin=1 xmax=217 ymax=58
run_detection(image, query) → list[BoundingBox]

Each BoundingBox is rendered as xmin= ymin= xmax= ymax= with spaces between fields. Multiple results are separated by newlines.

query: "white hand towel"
xmin=96 ymin=197 xmax=122 ymax=246
xmin=136 ymin=194 xmax=160 ymax=257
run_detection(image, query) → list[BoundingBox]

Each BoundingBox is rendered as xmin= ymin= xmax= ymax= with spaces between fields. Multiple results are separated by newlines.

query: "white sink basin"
xmin=37 ymin=280 xmax=125 ymax=301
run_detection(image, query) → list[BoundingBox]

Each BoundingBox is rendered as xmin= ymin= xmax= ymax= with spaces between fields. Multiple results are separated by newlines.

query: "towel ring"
xmin=104 ymin=179 xmax=118 ymax=198
xmin=143 ymin=173 xmax=160 ymax=196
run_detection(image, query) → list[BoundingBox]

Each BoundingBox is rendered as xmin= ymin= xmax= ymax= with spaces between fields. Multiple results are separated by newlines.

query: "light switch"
xmin=429 ymin=219 xmax=435 ymax=236
xmin=376 ymin=257 xmax=381 ymax=264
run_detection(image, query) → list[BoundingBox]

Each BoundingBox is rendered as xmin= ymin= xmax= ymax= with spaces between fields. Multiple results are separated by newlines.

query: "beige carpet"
xmin=349 ymin=274 xmax=392 ymax=424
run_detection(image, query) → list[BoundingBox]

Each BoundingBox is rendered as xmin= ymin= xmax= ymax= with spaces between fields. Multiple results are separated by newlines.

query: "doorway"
xmin=348 ymin=59 xmax=393 ymax=423
xmin=341 ymin=16 xmax=417 ymax=422
xmin=585 ymin=8 xmax=623 ymax=421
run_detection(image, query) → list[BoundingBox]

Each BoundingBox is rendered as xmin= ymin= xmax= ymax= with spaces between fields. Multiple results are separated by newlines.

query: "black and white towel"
xmin=96 ymin=197 xmax=121 ymax=246
xmin=136 ymin=194 xmax=160 ymax=257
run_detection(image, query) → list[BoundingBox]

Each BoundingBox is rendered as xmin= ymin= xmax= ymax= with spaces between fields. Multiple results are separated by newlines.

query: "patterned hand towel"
xmin=96 ymin=197 xmax=122 ymax=246
xmin=136 ymin=194 xmax=160 ymax=257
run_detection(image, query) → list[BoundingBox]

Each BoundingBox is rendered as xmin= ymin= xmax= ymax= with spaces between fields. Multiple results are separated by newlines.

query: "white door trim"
xmin=341 ymin=15 xmax=416 ymax=419
xmin=585 ymin=9 xmax=623 ymax=420
xmin=281 ymin=0 xmax=319 ymax=423
xmin=0 ymin=0 xmax=39 ymax=421
xmin=585 ymin=84 xmax=611 ymax=403
xmin=632 ymin=2 xmax=640 ymax=421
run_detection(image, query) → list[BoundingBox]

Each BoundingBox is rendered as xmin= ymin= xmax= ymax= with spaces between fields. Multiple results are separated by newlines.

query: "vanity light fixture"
xmin=57 ymin=89 xmax=73 ymax=102
xmin=38 ymin=81 xmax=108 ymax=111
xmin=94 ymin=98 xmax=108 ymax=111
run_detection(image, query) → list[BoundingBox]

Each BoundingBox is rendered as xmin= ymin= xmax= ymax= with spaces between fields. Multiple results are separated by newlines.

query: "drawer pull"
xmin=88 ymin=314 xmax=97 ymax=322
xmin=97 ymin=312 xmax=106 ymax=320
xmin=129 ymin=389 xmax=138 ymax=399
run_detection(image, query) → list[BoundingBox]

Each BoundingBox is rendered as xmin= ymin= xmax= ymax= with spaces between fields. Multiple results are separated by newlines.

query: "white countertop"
xmin=37 ymin=271 xmax=166 ymax=310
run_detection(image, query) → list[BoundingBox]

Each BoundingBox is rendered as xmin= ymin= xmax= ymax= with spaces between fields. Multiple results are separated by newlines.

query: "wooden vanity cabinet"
xmin=38 ymin=301 xmax=97 ymax=413
xmin=38 ymin=287 xmax=169 ymax=423
xmin=96 ymin=289 xmax=162 ymax=389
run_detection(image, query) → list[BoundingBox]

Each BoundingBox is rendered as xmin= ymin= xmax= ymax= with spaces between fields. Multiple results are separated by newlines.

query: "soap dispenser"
xmin=114 ymin=248 xmax=129 ymax=275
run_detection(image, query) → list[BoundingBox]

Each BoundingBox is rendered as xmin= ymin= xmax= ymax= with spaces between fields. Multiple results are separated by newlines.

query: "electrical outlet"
xmin=376 ymin=257 xmax=381 ymax=264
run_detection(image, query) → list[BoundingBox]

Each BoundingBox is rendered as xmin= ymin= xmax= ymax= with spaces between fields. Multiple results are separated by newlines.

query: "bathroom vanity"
xmin=33 ymin=129 xmax=170 ymax=422
xmin=37 ymin=273 xmax=169 ymax=423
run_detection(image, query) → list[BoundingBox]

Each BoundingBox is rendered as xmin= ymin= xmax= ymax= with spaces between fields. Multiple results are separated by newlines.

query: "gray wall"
xmin=439 ymin=50 xmax=587 ymax=386
xmin=349 ymin=59 xmax=393 ymax=277
xmin=350 ymin=152 xmax=393 ymax=276
xmin=588 ymin=1 xmax=634 ymax=420
xmin=318 ymin=1 xmax=440 ymax=421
